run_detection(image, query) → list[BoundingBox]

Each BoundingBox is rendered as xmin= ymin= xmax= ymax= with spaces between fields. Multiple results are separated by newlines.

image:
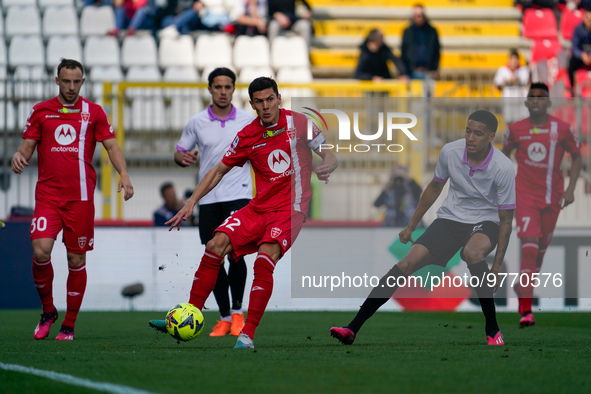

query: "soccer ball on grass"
xmin=165 ymin=303 xmax=204 ymax=341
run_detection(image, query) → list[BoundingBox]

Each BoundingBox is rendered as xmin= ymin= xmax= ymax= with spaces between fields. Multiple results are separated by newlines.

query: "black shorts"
xmin=198 ymin=199 xmax=250 ymax=244
xmin=415 ymin=218 xmax=499 ymax=267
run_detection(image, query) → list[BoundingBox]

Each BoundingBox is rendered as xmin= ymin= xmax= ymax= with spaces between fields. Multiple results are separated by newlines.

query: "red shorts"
xmin=214 ymin=204 xmax=306 ymax=258
xmin=31 ymin=199 xmax=95 ymax=253
xmin=515 ymin=202 xmax=560 ymax=242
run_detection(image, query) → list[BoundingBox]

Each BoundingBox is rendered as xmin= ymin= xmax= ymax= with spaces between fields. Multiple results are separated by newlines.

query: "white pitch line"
xmin=0 ymin=362 xmax=156 ymax=394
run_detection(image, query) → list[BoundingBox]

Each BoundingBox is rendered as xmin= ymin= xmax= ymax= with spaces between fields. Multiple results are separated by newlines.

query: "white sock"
xmin=221 ymin=315 xmax=232 ymax=322
xmin=231 ymin=308 xmax=243 ymax=315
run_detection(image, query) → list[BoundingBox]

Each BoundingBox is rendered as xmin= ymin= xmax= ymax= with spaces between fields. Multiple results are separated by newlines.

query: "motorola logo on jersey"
xmin=527 ymin=142 xmax=547 ymax=162
xmin=268 ymin=149 xmax=291 ymax=174
xmin=54 ymin=124 xmax=77 ymax=145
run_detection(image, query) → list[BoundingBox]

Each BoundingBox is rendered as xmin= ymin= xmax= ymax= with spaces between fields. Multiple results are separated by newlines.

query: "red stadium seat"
xmin=530 ymin=39 xmax=563 ymax=63
xmin=575 ymin=68 xmax=591 ymax=97
xmin=560 ymin=8 xmax=583 ymax=41
xmin=522 ymin=8 xmax=558 ymax=39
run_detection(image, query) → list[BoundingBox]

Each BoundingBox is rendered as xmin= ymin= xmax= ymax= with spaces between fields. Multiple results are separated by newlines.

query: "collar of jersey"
xmin=208 ymin=104 xmax=236 ymax=122
xmin=462 ymin=142 xmax=494 ymax=172
xmin=258 ymin=109 xmax=284 ymax=130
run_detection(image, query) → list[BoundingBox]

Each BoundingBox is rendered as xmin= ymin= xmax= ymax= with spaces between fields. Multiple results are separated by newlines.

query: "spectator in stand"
xmin=107 ymin=0 xmax=155 ymax=37
xmin=374 ymin=166 xmax=422 ymax=227
xmin=153 ymin=0 xmax=179 ymax=32
xmin=159 ymin=0 xmax=230 ymax=37
xmin=568 ymin=8 xmax=591 ymax=95
xmin=514 ymin=0 xmax=559 ymax=9
xmin=494 ymin=48 xmax=530 ymax=123
xmin=354 ymin=28 xmax=407 ymax=81
xmin=227 ymin=0 xmax=268 ymax=36
xmin=154 ymin=182 xmax=189 ymax=226
xmin=83 ymin=0 xmax=113 ymax=6
xmin=401 ymin=4 xmax=440 ymax=80
xmin=267 ymin=0 xmax=313 ymax=47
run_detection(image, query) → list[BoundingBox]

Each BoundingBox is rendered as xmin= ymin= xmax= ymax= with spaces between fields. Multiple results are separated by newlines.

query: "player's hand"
xmin=166 ymin=203 xmax=194 ymax=231
xmin=182 ymin=151 xmax=198 ymax=166
xmin=560 ymin=189 xmax=575 ymax=209
xmin=314 ymin=164 xmax=331 ymax=184
xmin=10 ymin=152 xmax=29 ymax=174
xmin=117 ymin=174 xmax=134 ymax=201
xmin=399 ymin=226 xmax=415 ymax=244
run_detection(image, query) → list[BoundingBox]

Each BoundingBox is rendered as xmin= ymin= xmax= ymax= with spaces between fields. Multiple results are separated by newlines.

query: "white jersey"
xmin=433 ymin=139 xmax=516 ymax=224
xmin=176 ymin=104 xmax=255 ymax=205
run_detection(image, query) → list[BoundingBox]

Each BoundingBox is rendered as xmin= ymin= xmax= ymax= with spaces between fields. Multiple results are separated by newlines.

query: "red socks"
xmin=518 ymin=242 xmax=539 ymax=316
xmin=188 ymin=249 xmax=223 ymax=310
xmin=242 ymin=254 xmax=275 ymax=339
xmin=32 ymin=258 xmax=55 ymax=314
xmin=63 ymin=264 xmax=87 ymax=328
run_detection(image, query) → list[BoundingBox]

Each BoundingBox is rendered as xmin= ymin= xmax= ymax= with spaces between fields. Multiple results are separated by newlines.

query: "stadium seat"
xmin=522 ymin=8 xmax=558 ymax=39
xmin=121 ymin=35 xmax=158 ymax=68
xmin=80 ymin=6 xmax=116 ymax=38
xmin=0 ymin=40 xmax=6 ymax=67
xmin=276 ymin=66 xmax=314 ymax=111
xmin=233 ymin=35 xmax=271 ymax=70
xmin=163 ymin=66 xmax=203 ymax=129
xmin=0 ymin=66 xmax=6 ymax=99
xmin=14 ymin=65 xmax=48 ymax=100
xmin=84 ymin=36 xmax=121 ymax=68
xmin=17 ymin=100 xmax=37 ymax=129
xmin=159 ymin=35 xmax=195 ymax=68
xmin=89 ymin=65 xmax=124 ymax=116
xmin=2 ymin=0 xmax=36 ymax=8
xmin=238 ymin=65 xmax=274 ymax=104
xmin=8 ymin=35 xmax=45 ymax=68
xmin=575 ymin=68 xmax=591 ymax=97
xmin=38 ymin=0 xmax=75 ymax=9
xmin=194 ymin=33 xmax=232 ymax=70
xmin=0 ymin=100 xmax=17 ymax=130
xmin=0 ymin=10 xmax=4 ymax=36
xmin=125 ymin=66 xmax=166 ymax=131
xmin=43 ymin=6 xmax=79 ymax=38
xmin=530 ymin=39 xmax=562 ymax=63
xmin=5 ymin=6 xmax=41 ymax=38
xmin=560 ymin=8 xmax=583 ymax=41
xmin=271 ymin=36 xmax=310 ymax=71
xmin=46 ymin=35 xmax=83 ymax=68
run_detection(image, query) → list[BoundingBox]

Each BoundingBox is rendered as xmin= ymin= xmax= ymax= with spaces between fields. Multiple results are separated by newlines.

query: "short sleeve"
xmin=94 ymin=106 xmax=115 ymax=142
xmin=22 ymin=105 xmax=42 ymax=140
xmin=496 ymin=161 xmax=516 ymax=210
xmin=306 ymin=122 xmax=326 ymax=151
xmin=176 ymin=117 xmax=199 ymax=152
xmin=433 ymin=145 xmax=449 ymax=182
xmin=563 ymin=125 xmax=581 ymax=155
xmin=221 ymin=133 xmax=249 ymax=168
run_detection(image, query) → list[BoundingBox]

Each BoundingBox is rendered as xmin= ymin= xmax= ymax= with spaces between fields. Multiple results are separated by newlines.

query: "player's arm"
xmin=313 ymin=148 xmax=338 ymax=184
xmin=167 ymin=161 xmax=232 ymax=230
xmin=399 ymin=179 xmax=446 ymax=244
xmin=11 ymin=139 xmax=37 ymax=174
xmin=562 ymin=152 xmax=582 ymax=208
xmin=491 ymin=208 xmax=514 ymax=293
xmin=102 ymin=138 xmax=134 ymax=201
xmin=174 ymin=150 xmax=198 ymax=167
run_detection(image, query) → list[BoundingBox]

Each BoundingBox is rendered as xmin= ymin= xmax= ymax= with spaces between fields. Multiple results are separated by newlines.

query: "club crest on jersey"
xmin=54 ymin=124 xmax=77 ymax=145
xmin=270 ymin=227 xmax=282 ymax=238
xmin=267 ymin=149 xmax=290 ymax=174
xmin=287 ymin=127 xmax=296 ymax=140
xmin=81 ymin=111 xmax=90 ymax=122
xmin=78 ymin=236 xmax=87 ymax=249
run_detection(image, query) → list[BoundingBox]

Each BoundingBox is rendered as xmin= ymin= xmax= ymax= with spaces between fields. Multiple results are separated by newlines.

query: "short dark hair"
xmin=57 ymin=58 xmax=84 ymax=77
xmin=208 ymin=67 xmax=236 ymax=87
xmin=248 ymin=77 xmax=278 ymax=100
xmin=468 ymin=109 xmax=498 ymax=133
xmin=367 ymin=28 xmax=382 ymax=43
xmin=160 ymin=182 xmax=174 ymax=197
xmin=509 ymin=48 xmax=520 ymax=58
xmin=528 ymin=82 xmax=550 ymax=95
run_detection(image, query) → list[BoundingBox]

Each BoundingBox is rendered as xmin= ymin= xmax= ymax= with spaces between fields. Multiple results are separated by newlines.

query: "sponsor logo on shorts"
xmin=78 ymin=236 xmax=87 ymax=249
xmin=470 ymin=224 xmax=483 ymax=236
xmin=55 ymin=124 xmax=77 ymax=146
xmin=89 ymin=238 xmax=94 ymax=247
xmin=270 ymin=227 xmax=282 ymax=238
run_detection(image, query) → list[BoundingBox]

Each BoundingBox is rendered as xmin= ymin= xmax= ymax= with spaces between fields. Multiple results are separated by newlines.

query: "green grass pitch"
xmin=1 ymin=310 xmax=590 ymax=393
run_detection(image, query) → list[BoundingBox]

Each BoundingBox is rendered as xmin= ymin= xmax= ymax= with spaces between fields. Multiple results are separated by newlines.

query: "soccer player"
xmin=331 ymin=110 xmax=515 ymax=346
xmin=502 ymin=82 xmax=582 ymax=327
xmin=174 ymin=67 xmax=255 ymax=337
xmin=150 ymin=77 xmax=337 ymax=348
xmin=10 ymin=58 xmax=134 ymax=340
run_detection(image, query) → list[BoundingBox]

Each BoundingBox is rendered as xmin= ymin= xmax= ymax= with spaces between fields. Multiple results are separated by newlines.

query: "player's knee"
xmin=206 ymin=232 xmax=230 ymax=256
xmin=32 ymin=244 xmax=51 ymax=262
xmin=67 ymin=252 xmax=86 ymax=268
xmin=462 ymin=248 xmax=484 ymax=265
xmin=257 ymin=243 xmax=281 ymax=262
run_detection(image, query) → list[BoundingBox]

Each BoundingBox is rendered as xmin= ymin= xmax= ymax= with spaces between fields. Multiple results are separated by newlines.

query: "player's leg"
xmin=462 ymin=225 xmax=503 ymax=344
xmin=30 ymin=200 xmax=62 ymax=340
xmin=56 ymin=252 xmax=87 ymax=340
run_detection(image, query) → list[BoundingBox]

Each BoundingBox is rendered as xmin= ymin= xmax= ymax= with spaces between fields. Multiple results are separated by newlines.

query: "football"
xmin=165 ymin=303 xmax=204 ymax=342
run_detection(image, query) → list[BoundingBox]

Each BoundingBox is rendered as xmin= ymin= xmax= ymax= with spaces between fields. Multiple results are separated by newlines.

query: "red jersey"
xmin=503 ymin=114 xmax=580 ymax=206
xmin=23 ymin=97 xmax=115 ymax=202
xmin=222 ymin=109 xmax=325 ymax=215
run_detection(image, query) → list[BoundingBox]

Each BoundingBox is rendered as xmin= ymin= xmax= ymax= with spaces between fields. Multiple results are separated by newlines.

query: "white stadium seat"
xmin=237 ymin=65 xmax=274 ymax=105
xmin=271 ymin=36 xmax=309 ymax=70
xmin=233 ymin=35 xmax=270 ymax=70
xmin=43 ymin=6 xmax=79 ymax=38
xmin=0 ymin=66 xmax=6 ymax=99
xmin=0 ymin=40 xmax=6 ymax=66
xmin=46 ymin=35 xmax=83 ymax=68
xmin=125 ymin=66 xmax=166 ymax=131
xmin=89 ymin=65 xmax=124 ymax=116
xmin=159 ymin=35 xmax=194 ymax=68
xmin=84 ymin=36 xmax=121 ymax=68
xmin=14 ymin=65 xmax=48 ymax=100
xmin=5 ymin=6 xmax=41 ymax=38
xmin=0 ymin=100 xmax=17 ymax=130
xmin=194 ymin=33 xmax=232 ymax=70
xmin=2 ymin=0 xmax=37 ymax=9
xmin=39 ymin=0 xmax=75 ymax=9
xmin=9 ymin=35 xmax=45 ymax=67
xmin=80 ymin=6 xmax=116 ymax=38
xmin=276 ymin=66 xmax=314 ymax=111
xmin=163 ymin=66 xmax=203 ymax=130
xmin=121 ymin=35 xmax=158 ymax=68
